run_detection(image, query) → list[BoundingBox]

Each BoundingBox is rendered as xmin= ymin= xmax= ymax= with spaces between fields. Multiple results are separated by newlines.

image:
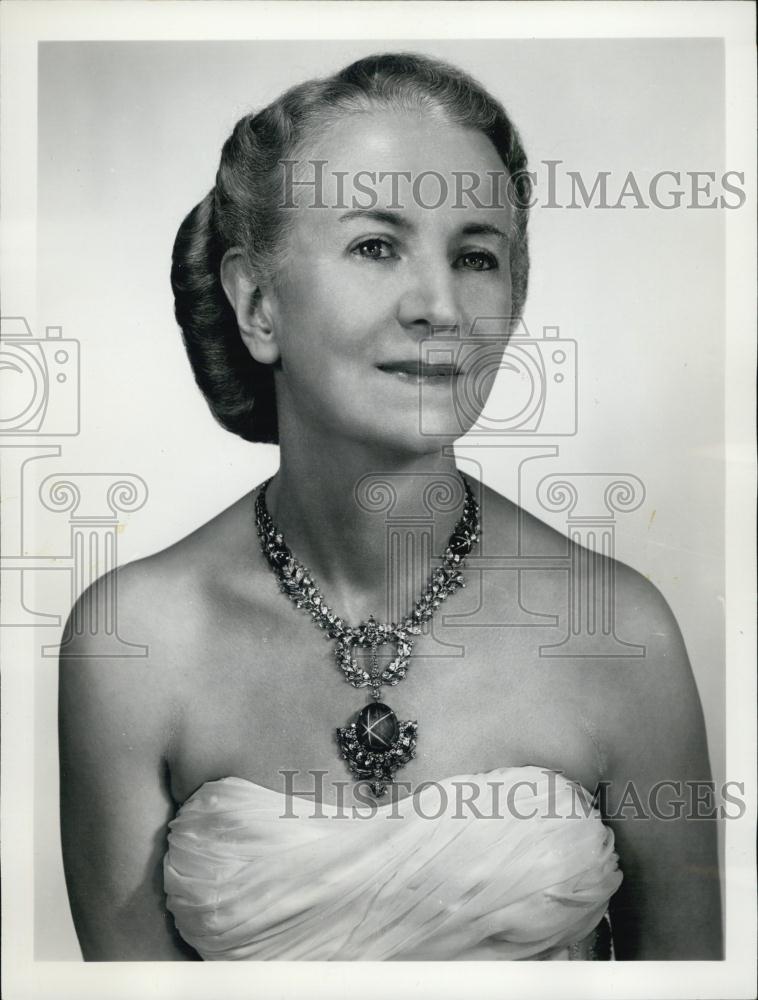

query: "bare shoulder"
xmin=59 ymin=487 xmax=261 ymax=748
xmin=598 ymin=557 xmax=710 ymax=778
xmin=57 ymin=497 xmax=263 ymax=961
xmin=477 ymin=479 xmax=707 ymax=773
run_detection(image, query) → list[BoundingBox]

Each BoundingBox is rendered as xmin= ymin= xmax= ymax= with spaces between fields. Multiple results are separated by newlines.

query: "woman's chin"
xmin=351 ymin=417 xmax=473 ymax=457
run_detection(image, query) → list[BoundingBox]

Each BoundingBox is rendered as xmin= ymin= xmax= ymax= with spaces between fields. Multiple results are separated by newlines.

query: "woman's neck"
xmin=263 ymin=432 xmax=464 ymax=626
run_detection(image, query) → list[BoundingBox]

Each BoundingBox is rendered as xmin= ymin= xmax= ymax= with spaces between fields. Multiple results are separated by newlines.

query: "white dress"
xmin=164 ymin=765 xmax=622 ymax=960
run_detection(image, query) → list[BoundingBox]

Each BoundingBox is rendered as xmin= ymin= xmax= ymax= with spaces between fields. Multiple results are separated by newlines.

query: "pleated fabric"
xmin=164 ymin=765 xmax=622 ymax=961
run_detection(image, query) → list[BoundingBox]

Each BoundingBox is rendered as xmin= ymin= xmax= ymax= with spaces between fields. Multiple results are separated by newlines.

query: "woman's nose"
xmin=396 ymin=258 xmax=459 ymax=333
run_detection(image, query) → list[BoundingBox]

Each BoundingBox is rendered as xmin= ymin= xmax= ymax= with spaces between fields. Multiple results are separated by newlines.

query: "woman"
xmin=59 ymin=52 xmax=721 ymax=961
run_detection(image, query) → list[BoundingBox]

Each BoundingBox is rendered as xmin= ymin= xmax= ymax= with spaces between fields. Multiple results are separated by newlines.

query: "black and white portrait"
xmin=1 ymin=3 xmax=755 ymax=998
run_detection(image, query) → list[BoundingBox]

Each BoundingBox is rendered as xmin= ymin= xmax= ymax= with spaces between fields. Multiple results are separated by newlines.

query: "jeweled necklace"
xmin=255 ymin=473 xmax=480 ymax=797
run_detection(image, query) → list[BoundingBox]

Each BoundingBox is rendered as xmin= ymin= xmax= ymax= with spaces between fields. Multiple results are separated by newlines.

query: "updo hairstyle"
xmin=171 ymin=52 xmax=532 ymax=444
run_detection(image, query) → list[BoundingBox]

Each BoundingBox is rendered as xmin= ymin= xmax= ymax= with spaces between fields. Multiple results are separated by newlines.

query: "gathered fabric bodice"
xmin=163 ymin=765 xmax=622 ymax=961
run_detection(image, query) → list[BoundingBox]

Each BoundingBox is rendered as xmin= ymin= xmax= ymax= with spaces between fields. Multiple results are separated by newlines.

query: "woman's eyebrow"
xmin=338 ymin=208 xmax=412 ymax=230
xmin=337 ymin=211 xmax=510 ymax=244
xmin=458 ymin=223 xmax=510 ymax=244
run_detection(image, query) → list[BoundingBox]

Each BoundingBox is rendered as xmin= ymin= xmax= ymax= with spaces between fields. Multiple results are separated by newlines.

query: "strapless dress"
xmin=163 ymin=765 xmax=623 ymax=961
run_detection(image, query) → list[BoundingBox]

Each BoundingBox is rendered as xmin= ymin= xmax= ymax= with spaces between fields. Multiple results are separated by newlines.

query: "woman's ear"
xmin=220 ymin=248 xmax=280 ymax=365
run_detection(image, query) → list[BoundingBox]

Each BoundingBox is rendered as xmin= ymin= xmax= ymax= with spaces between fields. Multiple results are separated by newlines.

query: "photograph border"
xmin=1 ymin=2 xmax=755 ymax=998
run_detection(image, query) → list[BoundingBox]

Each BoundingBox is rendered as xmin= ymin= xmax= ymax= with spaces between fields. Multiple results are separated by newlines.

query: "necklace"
xmin=255 ymin=473 xmax=480 ymax=797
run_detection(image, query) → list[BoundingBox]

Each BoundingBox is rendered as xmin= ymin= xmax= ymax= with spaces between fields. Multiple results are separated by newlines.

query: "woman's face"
xmin=265 ymin=109 xmax=515 ymax=455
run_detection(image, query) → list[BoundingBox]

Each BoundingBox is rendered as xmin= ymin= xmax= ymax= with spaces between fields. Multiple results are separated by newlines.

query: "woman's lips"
xmin=377 ymin=362 xmax=461 ymax=382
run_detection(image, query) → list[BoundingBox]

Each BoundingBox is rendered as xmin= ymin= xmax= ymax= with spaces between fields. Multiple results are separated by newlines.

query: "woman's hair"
xmin=171 ymin=52 xmax=532 ymax=444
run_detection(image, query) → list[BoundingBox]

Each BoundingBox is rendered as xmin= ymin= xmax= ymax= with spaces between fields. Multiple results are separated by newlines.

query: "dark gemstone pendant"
xmin=336 ymin=709 xmax=418 ymax=797
xmin=356 ymin=702 xmax=399 ymax=750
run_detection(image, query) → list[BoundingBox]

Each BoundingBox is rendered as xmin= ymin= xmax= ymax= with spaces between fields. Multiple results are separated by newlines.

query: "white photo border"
xmin=1 ymin=2 xmax=755 ymax=998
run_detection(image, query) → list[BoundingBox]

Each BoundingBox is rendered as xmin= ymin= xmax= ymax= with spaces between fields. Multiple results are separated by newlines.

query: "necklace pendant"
xmin=336 ymin=702 xmax=417 ymax=797
xmin=256 ymin=474 xmax=479 ymax=801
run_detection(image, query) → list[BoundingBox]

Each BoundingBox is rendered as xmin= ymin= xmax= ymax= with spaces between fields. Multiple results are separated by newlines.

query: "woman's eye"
xmin=458 ymin=251 xmax=498 ymax=271
xmin=352 ymin=238 xmax=395 ymax=261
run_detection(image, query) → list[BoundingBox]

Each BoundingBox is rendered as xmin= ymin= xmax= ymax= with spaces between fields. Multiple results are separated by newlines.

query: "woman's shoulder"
xmin=130 ymin=484 xmax=260 ymax=582
xmin=478 ymin=478 xmax=697 ymax=711
xmin=87 ymin=486 xmax=263 ymax=622
xmin=478 ymin=478 xmax=682 ymax=625
xmin=59 ymin=488 xmax=264 ymax=710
